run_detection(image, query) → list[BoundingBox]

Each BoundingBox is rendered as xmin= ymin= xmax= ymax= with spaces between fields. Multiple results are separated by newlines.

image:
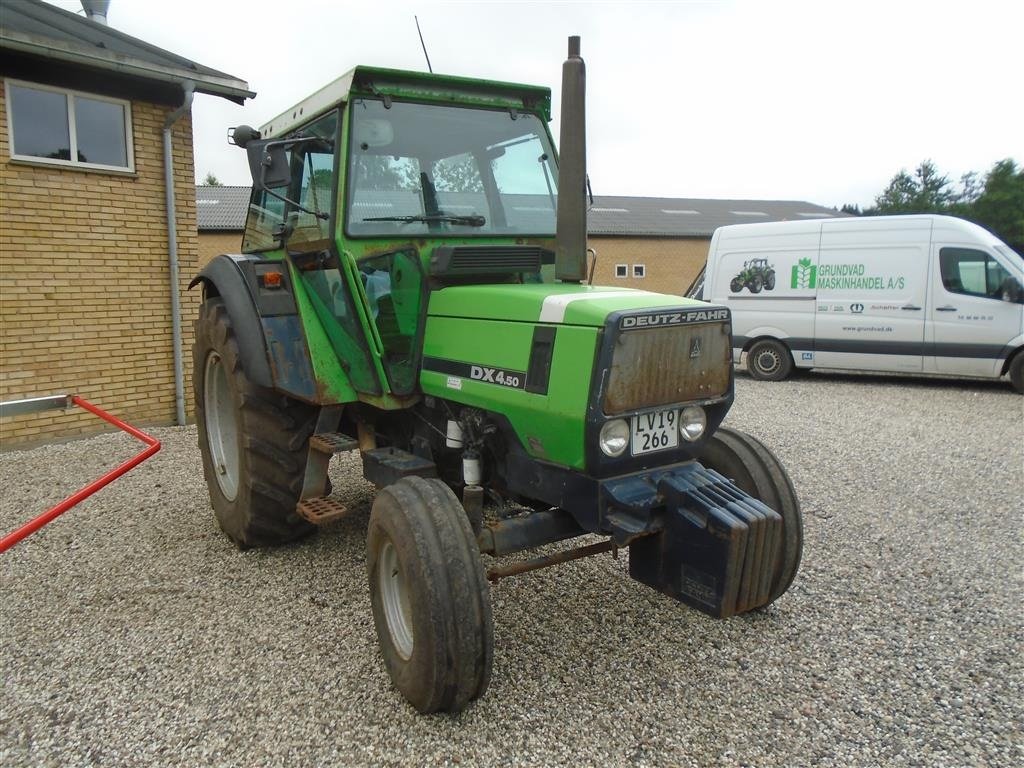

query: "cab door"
xmin=928 ymin=246 xmax=1024 ymax=376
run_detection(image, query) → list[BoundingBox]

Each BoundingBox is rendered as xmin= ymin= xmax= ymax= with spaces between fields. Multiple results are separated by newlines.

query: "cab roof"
xmin=260 ymin=65 xmax=551 ymax=138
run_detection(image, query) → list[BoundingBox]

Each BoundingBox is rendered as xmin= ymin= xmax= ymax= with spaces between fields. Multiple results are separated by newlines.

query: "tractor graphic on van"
xmin=730 ymin=258 xmax=776 ymax=293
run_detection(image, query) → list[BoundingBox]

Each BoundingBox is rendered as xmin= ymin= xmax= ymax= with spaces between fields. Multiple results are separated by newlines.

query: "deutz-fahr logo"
xmin=620 ymin=308 xmax=729 ymax=330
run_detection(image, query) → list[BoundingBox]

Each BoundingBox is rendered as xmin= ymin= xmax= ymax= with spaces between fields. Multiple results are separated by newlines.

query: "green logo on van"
xmin=791 ymin=258 xmax=817 ymax=289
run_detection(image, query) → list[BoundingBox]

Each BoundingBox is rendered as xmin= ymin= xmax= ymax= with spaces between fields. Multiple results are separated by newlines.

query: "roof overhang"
xmin=0 ymin=28 xmax=254 ymax=104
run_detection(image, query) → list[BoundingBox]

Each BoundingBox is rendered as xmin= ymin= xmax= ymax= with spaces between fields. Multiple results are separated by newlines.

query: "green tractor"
xmin=192 ymin=37 xmax=802 ymax=713
xmin=729 ymin=258 xmax=776 ymax=293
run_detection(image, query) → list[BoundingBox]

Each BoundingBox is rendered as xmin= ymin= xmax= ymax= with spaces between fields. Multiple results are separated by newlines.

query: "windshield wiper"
xmin=362 ymin=213 xmax=486 ymax=227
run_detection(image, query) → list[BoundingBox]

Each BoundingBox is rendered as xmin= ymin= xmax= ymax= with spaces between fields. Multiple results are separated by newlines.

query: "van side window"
xmin=939 ymin=247 xmax=1012 ymax=299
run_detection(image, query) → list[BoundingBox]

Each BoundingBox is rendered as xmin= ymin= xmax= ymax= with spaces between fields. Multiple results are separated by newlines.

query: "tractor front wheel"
xmin=194 ymin=297 xmax=316 ymax=548
xmin=699 ymin=426 xmax=802 ymax=605
xmin=730 ymin=277 xmax=743 ymax=293
xmin=367 ymin=476 xmax=493 ymax=713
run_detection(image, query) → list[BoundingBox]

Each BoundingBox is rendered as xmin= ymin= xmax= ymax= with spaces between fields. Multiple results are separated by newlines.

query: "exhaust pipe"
xmin=555 ymin=36 xmax=587 ymax=283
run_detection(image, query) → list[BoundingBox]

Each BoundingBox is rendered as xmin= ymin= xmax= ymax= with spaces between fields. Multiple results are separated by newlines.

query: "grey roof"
xmin=0 ymin=0 xmax=253 ymax=103
xmin=196 ymin=186 xmax=843 ymax=236
xmin=196 ymin=186 xmax=251 ymax=231
xmin=586 ymin=196 xmax=845 ymax=237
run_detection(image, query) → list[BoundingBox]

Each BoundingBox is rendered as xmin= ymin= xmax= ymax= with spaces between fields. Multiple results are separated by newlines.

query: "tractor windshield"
xmin=345 ymin=98 xmax=558 ymax=238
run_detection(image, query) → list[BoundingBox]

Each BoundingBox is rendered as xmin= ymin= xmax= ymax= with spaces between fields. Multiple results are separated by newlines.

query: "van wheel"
xmin=1009 ymin=353 xmax=1024 ymax=394
xmin=747 ymin=339 xmax=793 ymax=381
xmin=367 ymin=477 xmax=493 ymax=713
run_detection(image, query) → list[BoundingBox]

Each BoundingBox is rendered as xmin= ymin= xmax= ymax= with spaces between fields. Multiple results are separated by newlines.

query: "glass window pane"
xmin=10 ymin=85 xmax=70 ymax=160
xmin=289 ymin=111 xmax=337 ymax=251
xmin=940 ymin=247 xmax=995 ymax=295
xmin=74 ymin=96 xmax=128 ymax=167
xmin=347 ymin=99 xmax=557 ymax=237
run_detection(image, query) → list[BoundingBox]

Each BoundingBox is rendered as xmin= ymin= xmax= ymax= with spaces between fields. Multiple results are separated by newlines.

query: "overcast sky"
xmin=50 ymin=0 xmax=1023 ymax=208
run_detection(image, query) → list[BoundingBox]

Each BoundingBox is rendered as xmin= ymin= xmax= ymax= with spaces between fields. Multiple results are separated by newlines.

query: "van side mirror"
xmin=1002 ymin=277 xmax=1024 ymax=304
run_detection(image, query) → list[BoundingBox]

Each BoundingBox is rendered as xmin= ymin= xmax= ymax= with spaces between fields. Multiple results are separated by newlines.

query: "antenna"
xmin=415 ymin=16 xmax=433 ymax=73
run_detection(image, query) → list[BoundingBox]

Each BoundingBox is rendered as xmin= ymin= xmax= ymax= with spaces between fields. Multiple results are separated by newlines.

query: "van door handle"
xmin=936 ymin=305 xmax=957 ymax=312
xmin=901 ymin=304 xmax=922 ymax=311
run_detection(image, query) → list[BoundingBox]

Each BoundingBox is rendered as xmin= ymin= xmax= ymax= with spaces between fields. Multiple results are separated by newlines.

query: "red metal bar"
xmin=0 ymin=396 xmax=161 ymax=553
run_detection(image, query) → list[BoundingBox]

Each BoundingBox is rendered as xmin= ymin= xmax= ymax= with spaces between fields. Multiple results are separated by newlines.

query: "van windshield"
xmin=345 ymin=99 xmax=559 ymax=238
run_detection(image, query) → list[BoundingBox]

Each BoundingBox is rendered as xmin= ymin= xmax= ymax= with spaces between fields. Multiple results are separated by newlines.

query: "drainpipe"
xmin=163 ymin=80 xmax=195 ymax=426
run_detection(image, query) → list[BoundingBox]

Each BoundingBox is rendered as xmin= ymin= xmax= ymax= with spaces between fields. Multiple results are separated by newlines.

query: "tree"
xmin=203 ymin=172 xmax=223 ymax=186
xmin=840 ymin=203 xmax=863 ymax=216
xmin=352 ymin=155 xmax=419 ymax=191
xmin=433 ymin=155 xmax=484 ymax=193
xmin=865 ymin=158 xmax=1022 ymax=253
xmin=868 ymin=160 xmax=954 ymax=214
xmin=970 ymin=159 xmax=1024 ymax=253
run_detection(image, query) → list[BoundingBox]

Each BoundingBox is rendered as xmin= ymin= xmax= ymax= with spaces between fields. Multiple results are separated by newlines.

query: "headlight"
xmin=679 ymin=406 xmax=706 ymax=442
xmin=599 ymin=419 xmax=629 ymax=457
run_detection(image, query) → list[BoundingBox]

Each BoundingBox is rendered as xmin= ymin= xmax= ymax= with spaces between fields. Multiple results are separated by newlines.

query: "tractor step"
xmin=297 ymin=496 xmax=350 ymax=525
xmin=309 ymin=432 xmax=359 ymax=455
xmin=362 ymin=446 xmax=437 ymax=488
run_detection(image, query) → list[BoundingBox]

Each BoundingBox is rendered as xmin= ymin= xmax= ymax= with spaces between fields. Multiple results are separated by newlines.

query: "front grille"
xmin=603 ymin=321 xmax=731 ymax=414
xmin=429 ymin=245 xmax=550 ymax=276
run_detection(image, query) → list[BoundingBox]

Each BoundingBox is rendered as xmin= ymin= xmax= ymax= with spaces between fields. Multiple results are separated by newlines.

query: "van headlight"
xmin=599 ymin=419 xmax=629 ymax=457
xmin=679 ymin=406 xmax=706 ymax=442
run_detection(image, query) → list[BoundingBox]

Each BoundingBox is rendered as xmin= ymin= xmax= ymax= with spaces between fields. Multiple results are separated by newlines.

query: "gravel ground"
xmin=2 ymin=372 xmax=1022 ymax=767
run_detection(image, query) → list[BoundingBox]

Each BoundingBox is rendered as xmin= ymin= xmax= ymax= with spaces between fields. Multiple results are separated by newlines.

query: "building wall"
xmin=197 ymin=232 xmax=708 ymax=296
xmin=589 ymin=236 xmax=710 ymax=296
xmin=0 ymin=80 xmax=200 ymax=447
xmin=198 ymin=231 xmax=243 ymax=270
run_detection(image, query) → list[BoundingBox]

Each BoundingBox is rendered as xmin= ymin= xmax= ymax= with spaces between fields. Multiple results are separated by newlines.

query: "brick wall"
xmin=589 ymin=236 xmax=709 ymax=296
xmin=0 ymin=80 xmax=200 ymax=448
xmin=201 ymin=233 xmax=706 ymax=297
xmin=198 ymin=231 xmax=243 ymax=270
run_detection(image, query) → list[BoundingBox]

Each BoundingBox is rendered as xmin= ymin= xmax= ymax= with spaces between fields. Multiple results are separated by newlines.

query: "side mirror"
xmin=245 ymin=140 xmax=290 ymax=190
xmin=1003 ymin=277 xmax=1024 ymax=304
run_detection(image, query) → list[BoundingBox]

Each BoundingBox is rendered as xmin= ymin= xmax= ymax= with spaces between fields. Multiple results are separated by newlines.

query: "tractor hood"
xmin=427 ymin=284 xmax=708 ymax=327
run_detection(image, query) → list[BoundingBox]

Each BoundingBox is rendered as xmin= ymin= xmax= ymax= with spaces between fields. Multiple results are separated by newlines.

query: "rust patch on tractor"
xmin=604 ymin=322 xmax=731 ymax=415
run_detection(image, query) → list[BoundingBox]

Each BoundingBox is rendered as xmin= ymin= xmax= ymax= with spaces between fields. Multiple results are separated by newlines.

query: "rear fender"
xmin=189 ymin=255 xmax=318 ymax=402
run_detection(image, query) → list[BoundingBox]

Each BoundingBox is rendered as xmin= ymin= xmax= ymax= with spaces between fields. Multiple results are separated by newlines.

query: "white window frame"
xmin=4 ymin=78 xmax=135 ymax=173
xmin=615 ymin=263 xmax=628 ymax=278
xmin=633 ymin=264 xmax=646 ymax=278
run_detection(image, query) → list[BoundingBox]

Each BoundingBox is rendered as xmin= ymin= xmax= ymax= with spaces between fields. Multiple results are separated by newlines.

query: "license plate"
xmin=631 ymin=409 xmax=679 ymax=455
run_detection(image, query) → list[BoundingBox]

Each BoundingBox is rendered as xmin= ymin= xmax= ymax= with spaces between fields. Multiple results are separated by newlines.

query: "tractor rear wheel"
xmin=367 ymin=476 xmax=493 ymax=713
xmin=194 ymin=297 xmax=316 ymax=548
xmin=699 ymin=426 xmax=802 ymax=605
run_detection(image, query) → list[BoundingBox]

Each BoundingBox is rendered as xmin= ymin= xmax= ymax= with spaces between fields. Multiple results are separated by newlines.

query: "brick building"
xmin=0 ymin=0 xmax=251 ymax=447
xmin=198 ymin=187 xmax=841 ymax=295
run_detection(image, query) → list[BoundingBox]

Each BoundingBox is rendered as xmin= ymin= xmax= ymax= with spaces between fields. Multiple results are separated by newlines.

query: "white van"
xmin=690 ymin=215 xmax=1024 ymax=392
